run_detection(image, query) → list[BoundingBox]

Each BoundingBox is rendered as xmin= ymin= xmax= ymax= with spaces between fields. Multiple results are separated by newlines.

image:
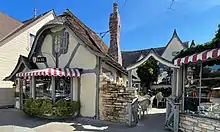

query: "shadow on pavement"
xmin=0 ymin=108 xmax=170 ymax=132
xmin=0 ymin=108 xmax=51 ymax=128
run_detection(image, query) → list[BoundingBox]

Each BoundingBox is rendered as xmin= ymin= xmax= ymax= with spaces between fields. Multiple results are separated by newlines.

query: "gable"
xmin=0 ymin=11 xmax=55 ymax=88
xmin=162 ymin=32 xmax=184 ymax=61
xmin=122 ymin=47 xmax=166 ymax=68
xmin=33 ymin=25 xmax=97 ymax=69
xmin=127 ymin=49 xmax=179 ymax=71
xmin=0 ymin=10 xmax=55 ymax=47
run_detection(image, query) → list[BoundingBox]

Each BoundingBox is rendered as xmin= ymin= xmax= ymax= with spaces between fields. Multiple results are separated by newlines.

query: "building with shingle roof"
xmin=5 ymin=4 xmax=129 ymax=117
xmin=0 ymin=10 xmax=55 ymax=89
xmin=122 ymin=29 xmax=189 ymax=90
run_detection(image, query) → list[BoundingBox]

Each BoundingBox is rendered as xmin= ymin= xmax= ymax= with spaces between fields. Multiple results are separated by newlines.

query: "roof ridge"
xmin=0 ymin=11 xmax=23 ymax=24
xmin=64 ymin=9 xmax=97 ymax=35
xmin=22 ymin=9 xmax=54 ymax=23
xmin=161 ymin=29 xmax=184 ymax=55
xmin=64 ymin=9 xmax=107 ymax=54
xmin=0 ymin=10 xmax=54 ymax=44
xmin=121 ymin=46 xmax=165 ymax=53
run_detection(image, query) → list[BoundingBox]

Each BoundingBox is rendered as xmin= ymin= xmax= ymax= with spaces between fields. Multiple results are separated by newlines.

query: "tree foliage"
xmin=137 ymin=58 xmax=160 ymax=93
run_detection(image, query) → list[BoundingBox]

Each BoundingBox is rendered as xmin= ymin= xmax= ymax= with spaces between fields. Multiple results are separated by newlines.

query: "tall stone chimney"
xmin=108 ymin=3 xmax=122 ymax=65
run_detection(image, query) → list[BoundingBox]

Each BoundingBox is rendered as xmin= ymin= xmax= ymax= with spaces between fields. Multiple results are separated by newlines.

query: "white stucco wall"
xmin=70 ymin=45 xmax=96 ymax=69
xmin=37 ymin=34 xmax=53 ymax=68
xmin=37 ymin=27 xmax=97 ymax=70
xmin=80 ymin=73 xmax=96 ymax=117
xmin=37 ymin=25 xmax=97 ymax=117
xmin=0 ymin=12 xmax=54 ymax=88
xmin=162 ymin=36 xmax=184 ymax=61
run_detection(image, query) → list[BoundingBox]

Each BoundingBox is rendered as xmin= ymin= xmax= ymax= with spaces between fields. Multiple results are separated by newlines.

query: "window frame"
xmin=184 ymin=59 xmax=220 ymax=119
xmin=28 ymin=33 xmax=35 ymax=51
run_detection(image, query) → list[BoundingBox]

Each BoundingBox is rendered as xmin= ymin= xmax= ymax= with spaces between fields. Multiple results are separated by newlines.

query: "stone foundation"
xmin=179 ymin=114 xmax=220 ymax=132
xmin=99 ymin=74 xmax=136 ymax=123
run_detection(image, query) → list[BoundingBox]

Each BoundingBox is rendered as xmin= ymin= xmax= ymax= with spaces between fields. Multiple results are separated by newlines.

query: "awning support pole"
xmin=31 ymin=76 xmax=36 ymax=99
xmin=199 ymin=62 xmax=202 ymax=106
xmin=182 ymin=65 xmax=186 ymax=112
xmin=72 ymin=77 xmax=78 ymax=101
xmin=15 ymin=78 xmax=21 ymax=109
xmin=52 ymin=76 xmax=56 ymax=103
xmin=176 ymin=69 xmax=179 ymax=96
xmin=128 ymin=70 xmax=132 ymax=88
xmin=172 ymin=68 xmax=176 ymax=96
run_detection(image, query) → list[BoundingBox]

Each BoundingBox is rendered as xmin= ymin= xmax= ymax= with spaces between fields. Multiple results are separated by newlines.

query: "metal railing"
xmin=165 ymin=98 xmax=180 ymax=132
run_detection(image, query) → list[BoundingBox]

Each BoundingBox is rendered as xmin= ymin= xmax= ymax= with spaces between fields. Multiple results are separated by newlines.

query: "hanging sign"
xmin=32 ymin=56 xmax=47 ymax=63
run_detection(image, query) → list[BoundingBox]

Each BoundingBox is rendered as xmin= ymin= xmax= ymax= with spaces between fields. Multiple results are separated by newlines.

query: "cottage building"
xmin=5 ymin=4 xmax=127 ymax=117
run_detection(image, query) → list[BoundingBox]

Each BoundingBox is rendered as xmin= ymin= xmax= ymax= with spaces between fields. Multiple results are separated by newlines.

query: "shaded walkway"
xmin=0 ymin=108 xmax=169 ymax=132
xmin=136 ymin=108 xmax=169 ymax=132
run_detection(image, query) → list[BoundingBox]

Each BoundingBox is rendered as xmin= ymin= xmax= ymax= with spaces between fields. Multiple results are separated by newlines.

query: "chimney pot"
xmin=113 ymin=3 xmax=118 ymax=13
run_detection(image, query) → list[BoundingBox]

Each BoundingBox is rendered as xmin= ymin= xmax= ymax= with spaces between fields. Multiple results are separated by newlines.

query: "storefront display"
xmin=175 ymin=51 xmax=220 ymax=119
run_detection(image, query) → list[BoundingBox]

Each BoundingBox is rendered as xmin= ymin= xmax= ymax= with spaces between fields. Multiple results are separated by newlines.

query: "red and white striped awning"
xmin=16 ymin=68 xmax=82 ymax=77
xmin=174 ymin=48 xmax=220 ymax=66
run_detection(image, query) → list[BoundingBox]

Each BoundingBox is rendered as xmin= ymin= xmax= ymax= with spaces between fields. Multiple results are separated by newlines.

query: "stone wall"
xmin=179 ymin=114 xmax=220 ymax=132
xmin=99 ymin=74 xmax=136 ymax=123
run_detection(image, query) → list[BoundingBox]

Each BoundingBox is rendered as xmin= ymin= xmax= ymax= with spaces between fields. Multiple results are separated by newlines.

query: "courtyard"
xmin=0 ymin=108 xmax=168 ymax=132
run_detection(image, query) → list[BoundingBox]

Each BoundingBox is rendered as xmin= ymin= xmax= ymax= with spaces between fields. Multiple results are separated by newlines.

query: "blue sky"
xmin=1 ymin=0 xmax=220 ymax=51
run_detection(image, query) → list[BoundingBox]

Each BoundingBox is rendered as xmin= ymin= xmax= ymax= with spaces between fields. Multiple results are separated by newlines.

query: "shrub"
xmin=55 ymin=99 xmax=68 ymax=107
xmin=23 ymin=98 xmax=80 ymax=117
xmin=40 ymin=99 xmax=52 ymax=115
xmin=69 ymin=101 xmax=80 ymax=115
xmin=23 ymin=98 xmax=33 ymax=115
xmin=31 ymin=99 xmax=44 ymax=115
xmin=54 ymin=99 xmax=69 ymax=116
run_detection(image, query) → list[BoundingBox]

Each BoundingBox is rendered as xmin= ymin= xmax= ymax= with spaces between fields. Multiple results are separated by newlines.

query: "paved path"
xmin=0 ymin=108 xmax=169 ymax=132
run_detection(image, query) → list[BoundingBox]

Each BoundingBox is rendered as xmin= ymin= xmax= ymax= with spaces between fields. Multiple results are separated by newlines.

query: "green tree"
xmin=137 ymin=58 xmax=160 ymax=94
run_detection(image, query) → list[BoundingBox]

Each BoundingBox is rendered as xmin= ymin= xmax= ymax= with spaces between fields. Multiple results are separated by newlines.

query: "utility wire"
xmin=96 ymin=0 xmax=128 ymax=39
xmin=168 ymin=0 xmax=175 ymax=11
xmin=96 ymin=30 xmax=110 ymax=39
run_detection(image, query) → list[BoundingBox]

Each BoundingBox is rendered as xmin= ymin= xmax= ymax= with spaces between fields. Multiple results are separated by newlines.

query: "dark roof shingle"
xmin=121 ymin=47 xmax=166 ymax=68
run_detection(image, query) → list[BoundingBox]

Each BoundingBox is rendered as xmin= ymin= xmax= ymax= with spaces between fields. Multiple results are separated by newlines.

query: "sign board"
xmin=32 ymin=56 xmax=47 ymax=63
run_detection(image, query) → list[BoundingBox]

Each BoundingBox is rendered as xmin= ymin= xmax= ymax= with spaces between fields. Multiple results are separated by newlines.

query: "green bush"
xmin=40 ymin=99 xmax=52 ymax=115
xmin=55 ymin=99 xmax=68 ymax=107
xmin=31 ymin=99 xmax=44 ymax=115
xmin=69 ymin=101 xmax=80 ymax=115
xmin=54 ymin=99 xmax=80 ymax=117
xmin=23 ymin=98 xmax=80 ymax=117
xmin=23 ymin=98 xmax=33 ymax=115
xmin=54 ymin=99 xmax=69 ymax=116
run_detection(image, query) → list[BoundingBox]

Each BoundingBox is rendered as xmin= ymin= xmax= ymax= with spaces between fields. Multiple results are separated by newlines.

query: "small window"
xmin=52 ymin=31 xmax=69 ymax=56
xmin=54 ymin=34 xmax=61 ymax=53
xmin=60 ymin=32 xmax=69 ymax=54
xmin=29 ymin=34 xmax=35 ymax=49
